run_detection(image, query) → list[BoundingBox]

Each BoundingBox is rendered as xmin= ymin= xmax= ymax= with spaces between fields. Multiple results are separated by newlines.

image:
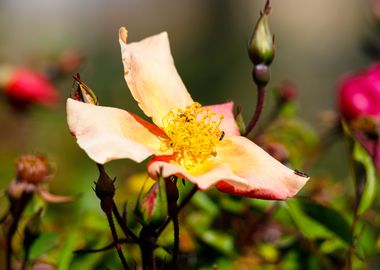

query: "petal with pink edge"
xmin=67 ymin=98 xmax=167 ymax=164
xmin=204 ymin=102 xmax=240 ymax=136
xmin=215 ymin=136 xmax=309 ymax=200
xmin=147 ymin=155 xmax=249 ymax=191
xmin=37 ymin=188 xmax=75 ymax=203
xmin=119 ymin=27 xmax=193 ymax=126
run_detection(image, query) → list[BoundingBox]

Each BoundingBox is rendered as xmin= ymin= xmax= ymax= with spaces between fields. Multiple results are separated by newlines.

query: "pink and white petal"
xmin=215 ymin=136 xmax=309 ymax=200
xmin=37 ymin=188 xmax=75 ymax=203
xmin=204 ymin=102 xmax=240 ymax=136
xmin=147 ymin=155 xmax=249 ymax=191
xmin=67 ymin=98 xmax=167 ymax=164
xmin=119 ymin=27 xmax=193 ymax=126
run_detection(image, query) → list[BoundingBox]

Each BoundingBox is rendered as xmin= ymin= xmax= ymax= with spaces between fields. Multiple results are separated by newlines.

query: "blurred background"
xmin=0 ymin=0 xmax=374 ymax=186
xmin=0 ymin=0 xmax=379 ymax=268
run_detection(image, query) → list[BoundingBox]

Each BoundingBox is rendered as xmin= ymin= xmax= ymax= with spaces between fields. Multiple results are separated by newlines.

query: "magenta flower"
xmin=338 ymin=62 xmax=380 ymax=121
xmin=337 ymin=62 xmax=380 ymax=168
xmin=1 ymin=67 xmax=59 ymax=108
xmin=66 ymin=27 xmax=308 ymax=200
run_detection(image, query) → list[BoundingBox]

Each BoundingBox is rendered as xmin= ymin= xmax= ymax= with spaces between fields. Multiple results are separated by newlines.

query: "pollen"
xmin=161 ymin=102 xmax=224 ymax=169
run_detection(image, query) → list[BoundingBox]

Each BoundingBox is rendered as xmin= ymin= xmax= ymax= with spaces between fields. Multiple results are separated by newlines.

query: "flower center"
xmin=161 ymin=102 xmax=224 ymax=169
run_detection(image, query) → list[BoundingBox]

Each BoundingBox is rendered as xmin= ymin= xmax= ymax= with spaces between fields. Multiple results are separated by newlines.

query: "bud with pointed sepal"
xmin=71 ymin=74 xmax=99 ymax=105
xmin=248 ymin=1 xmax=275 ymax=66
xmin=135 ymin=175 xmax=168 ymax=230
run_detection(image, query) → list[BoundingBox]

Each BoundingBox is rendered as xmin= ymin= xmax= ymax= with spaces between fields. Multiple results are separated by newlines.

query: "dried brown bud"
xmin=16 ymin=154 xmax=51 ymax=184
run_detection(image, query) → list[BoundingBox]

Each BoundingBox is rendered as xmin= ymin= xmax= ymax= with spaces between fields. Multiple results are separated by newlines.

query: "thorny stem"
xmin=95 ymin=163 xmax=129 ymax=269
xmin=170 ymin=209 xmax=180 ymax=270
xmin=244 ymin=85 xmax=266 ymax=136
xmin=105 ymin=209 xmax=130 ymax=269
xmin=6 ymin=191 xmax=33 ymax=270
xmin=140 ymin=228 xmax=156 ymax=270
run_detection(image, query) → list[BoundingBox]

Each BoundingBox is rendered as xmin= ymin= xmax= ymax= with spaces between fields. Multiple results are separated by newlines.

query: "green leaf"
xmin=285 ymin=200 xmax=332 ymax=240
xmin=234 ymin=107 xmax=245 ymax=135
xmin=29 ymin=231 xmax=58 ymax=260
xmin=219 ymin=196 xmax=244 ymax=214
xmin=297 ymin=200 xmax=353 ymax=245
xmin=342 ymin=121 xmax=377 ymax=215
xmin=57 ymin=231 xmax=79 ymax=270
xmin=198 ymin=230 xmax=235 ymax=255
xmin=353 ymin=142 xmax=377 ymax=215
xmin=191 ymin=192 xmax=220 ymax=218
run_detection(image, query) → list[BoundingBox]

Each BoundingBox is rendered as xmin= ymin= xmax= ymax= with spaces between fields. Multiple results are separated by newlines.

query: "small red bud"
xmin=1 ymin=67 xmax=59 ymax=109
xmin=278 ymin=81 xmax=298 ymax=103
xmin=135 ymin=175 xmax=168 ymax=230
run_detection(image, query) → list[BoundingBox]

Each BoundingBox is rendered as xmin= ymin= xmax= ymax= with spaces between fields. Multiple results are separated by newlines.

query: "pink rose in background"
xmin=338 ymin=62 xmax=380 ymax=121
xmin=337 ymin=62 xmax=380 ymax=168
xmin=1 ymin=67 xmax=59 ymax=109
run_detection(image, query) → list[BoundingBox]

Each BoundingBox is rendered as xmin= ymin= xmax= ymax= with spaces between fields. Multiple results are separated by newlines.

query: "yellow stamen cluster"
xmin=161 ymin=102 xmax=224 ymax=169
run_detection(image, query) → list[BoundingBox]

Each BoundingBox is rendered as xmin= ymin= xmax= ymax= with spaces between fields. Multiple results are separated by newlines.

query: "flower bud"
xmin=72 ymin=74 xmax=98 ymax=105
xmin=0 ymin=66 xmax=59 ymax=109
xmin=278 ymin=81 xmax=298 ymax=103
xmin=337 ymin=62 xmax=380 ymax=121
xmin=94 ymin=165 xmax=115 ymax=211
xmin=248 ymin=1 xmax=275 ymax=66
xmin=58 ymin=49 xmax=85 ymax=75
xmin=135 ymin=176 xmax=168 ymax=230
xmin=16 ymin=154 xmax=51 ymax=184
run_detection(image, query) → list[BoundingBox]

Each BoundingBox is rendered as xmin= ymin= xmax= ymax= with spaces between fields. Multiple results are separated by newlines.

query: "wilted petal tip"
xmin=119 ymin=27 xmax=128 ymax=44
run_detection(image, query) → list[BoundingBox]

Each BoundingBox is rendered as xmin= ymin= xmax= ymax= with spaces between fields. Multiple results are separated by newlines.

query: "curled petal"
xmin=215 ymin=136 xmax=309 ymax=200
xmin=204 ymin=102 xmax=240 ymax=136
xmin=37 ymin=188 xmax=75 ymax=203
xmin=119 ymin=27 xmax=193 ymax=126
xmin=67 ymin=98 xmax=166 ymax=164
xmin=147 ymin=155 xmax=249 ymax=191
xmin=148 ymin=136 xmax=308 ymax=200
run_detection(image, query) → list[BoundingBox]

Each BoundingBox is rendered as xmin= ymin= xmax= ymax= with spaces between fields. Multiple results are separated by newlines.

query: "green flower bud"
xmin=135 ymin=176 xmax=168 ymax=230
xmin=248 ymin=3 xmax=275 ymax=65
xmin=72 ymin=74 xmax=99 ymax=105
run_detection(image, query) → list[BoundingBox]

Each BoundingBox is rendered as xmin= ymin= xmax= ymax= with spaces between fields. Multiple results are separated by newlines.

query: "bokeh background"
xmin=0 ymin=0 xmax=379 ymax=267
